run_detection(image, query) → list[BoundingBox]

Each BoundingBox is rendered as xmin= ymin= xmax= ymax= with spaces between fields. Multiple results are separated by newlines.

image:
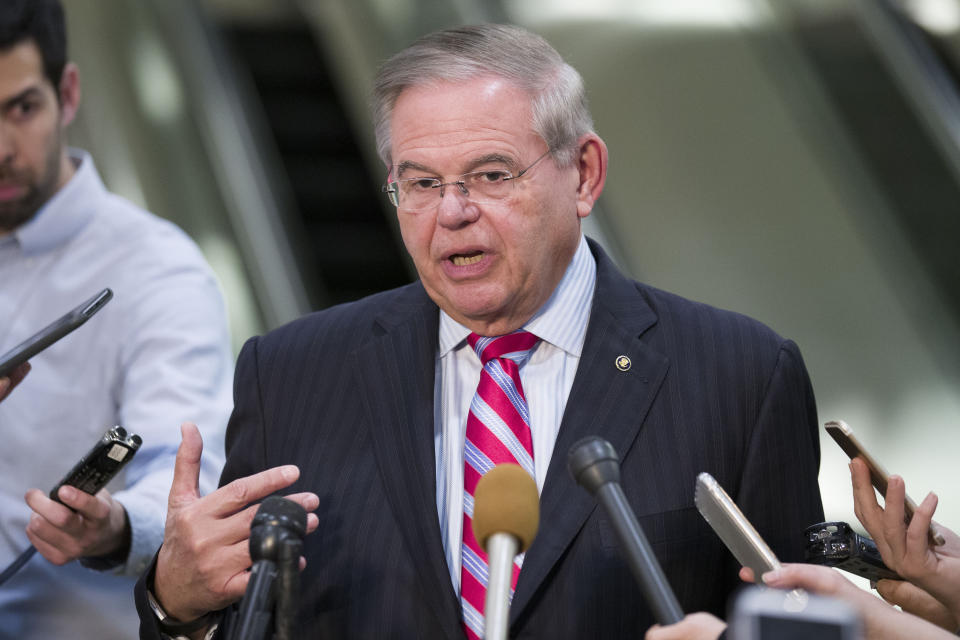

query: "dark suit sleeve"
xmin=733 ymin=339 xmax=824 ymax=566
xmin=135 ymin=552 xmax=165 ymax=640
xmin=135 ymin=552 xmax=226 ymax=639
xmin=221 ymin=335 xmax=269 ymax=485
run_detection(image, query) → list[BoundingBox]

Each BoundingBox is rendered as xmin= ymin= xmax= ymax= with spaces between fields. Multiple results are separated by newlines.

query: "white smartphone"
xmin=824 ymin=419 xmax=944 ymax=546
xmin=694 ymin=472 xmax=781 ymax=583
xmin=729 ymin=585 xmax=861 ymax=640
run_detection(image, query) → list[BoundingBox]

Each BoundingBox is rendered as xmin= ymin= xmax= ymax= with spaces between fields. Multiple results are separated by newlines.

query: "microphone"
xmin=231 ymin=496 xmax=307 ymax=640
xmin=471 ymin=464 xmax=540 ymax=640
xmin=567 ymin=437 xmax=684 ymax=625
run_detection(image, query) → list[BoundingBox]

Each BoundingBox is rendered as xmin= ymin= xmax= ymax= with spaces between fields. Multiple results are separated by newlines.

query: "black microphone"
xmin=231 ymin=496 xmax=307 ymax=640
xmin=567 ymin=437 xmax=684 ymax=625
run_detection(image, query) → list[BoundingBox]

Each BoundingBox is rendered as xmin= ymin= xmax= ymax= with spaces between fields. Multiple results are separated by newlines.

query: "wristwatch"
xmin=146 ymin=588 xmax=218 ymax=640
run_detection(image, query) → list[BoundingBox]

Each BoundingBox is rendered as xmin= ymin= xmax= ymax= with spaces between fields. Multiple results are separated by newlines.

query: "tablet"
xmin=0 ymin=288 xmax=113 ymax=378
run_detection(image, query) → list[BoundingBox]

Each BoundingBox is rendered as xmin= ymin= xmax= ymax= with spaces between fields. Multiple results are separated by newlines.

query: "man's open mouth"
xmin=450 ymin=252 xmax=484 ymax=266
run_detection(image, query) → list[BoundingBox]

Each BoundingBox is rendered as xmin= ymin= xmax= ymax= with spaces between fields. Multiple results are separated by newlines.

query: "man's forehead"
xmin=389 ymin=77 xmax=538 ymax=172
xmin=0 ymin=41 xmax=51 ymax=101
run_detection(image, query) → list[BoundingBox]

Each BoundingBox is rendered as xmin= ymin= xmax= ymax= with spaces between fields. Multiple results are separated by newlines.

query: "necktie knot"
xmin=467 ymin=330 xmax=540 ymax=367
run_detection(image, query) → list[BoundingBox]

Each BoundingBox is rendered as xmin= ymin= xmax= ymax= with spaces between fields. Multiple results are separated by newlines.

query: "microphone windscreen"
xmin=567 ymin=437 xmax=620 ymax=495
xmin=255 ymin=495 xmax=308 ymax=536
xmin=472 ymin=464 xmax=539 ymax=552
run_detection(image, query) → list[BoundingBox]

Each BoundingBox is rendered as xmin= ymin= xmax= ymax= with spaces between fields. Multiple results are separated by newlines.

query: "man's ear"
xmin=574 ymin=133 xmax=608 ymax=219
xmin=57 ymin=62 xmax=80 ymax=128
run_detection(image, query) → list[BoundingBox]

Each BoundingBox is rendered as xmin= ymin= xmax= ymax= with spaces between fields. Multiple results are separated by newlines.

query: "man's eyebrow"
xmin=464 ymin=154 xmax=517 ymax=172
xmin=0 ymin=86 xmax=43 ymax=112
xmin=395 ymin=160 xmax=433 ymax=178
xmin=395 ymin=153 xmax=518 ymax=178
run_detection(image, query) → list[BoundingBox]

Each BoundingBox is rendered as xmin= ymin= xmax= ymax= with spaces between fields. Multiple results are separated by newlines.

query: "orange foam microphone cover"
xmin=471 ymin=463 xmax=540 ymax=552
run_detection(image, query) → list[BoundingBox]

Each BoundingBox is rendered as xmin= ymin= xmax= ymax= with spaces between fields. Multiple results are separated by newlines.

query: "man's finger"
xmin=762 ymin=563 xmax=849 ymax=597
xmin=211 ymin=465 xmax=301 ymax=516
xmin=55 ymin=486 xmax=110 ymax=521
xmin=210 ymin=539 xmax=259 ymax=604
xmin=876 ymin=579 xmax=958 ymax=631
xmin=224 ymin=498 xmax=320 ymax=546
xmin=850 ymin=459 xmax=892 ymax=552
xmin=882 ymin=475 xmax=907 ymax=558
xmin=26 ymin=527 xmax=72 ymax=566
xmin=0 ymin=363 xmax=31 ymax=402
xmin=169 ymin=423 xmax=204 ymax=505
xmin=26 ymin=513 xmax=81 ymax=557
xmin=905 ymin=492 xmax=937 ymax=557
xmin=282 ymin=491 xmax=320 ymax=513
xmin=9 ymin=361 xmax=30 ymax=386
xmin=24 ymin=489 xmax=80 ymax=530
xmin=221 ymin=568 xmax=253 ymax=606
xmin=276 ymin=491 xmax=321 ymax=534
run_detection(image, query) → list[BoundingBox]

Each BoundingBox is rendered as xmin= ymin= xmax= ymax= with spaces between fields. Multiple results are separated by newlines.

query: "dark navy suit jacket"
xmin=137 ymin=239 xmax=823 ymax=638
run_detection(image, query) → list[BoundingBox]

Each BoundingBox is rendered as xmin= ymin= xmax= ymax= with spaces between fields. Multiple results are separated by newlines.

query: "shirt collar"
xmin=12 ymin=148 xmax=102 ymax=256
xmin=438 ymin=234 xmax=597 ymax=357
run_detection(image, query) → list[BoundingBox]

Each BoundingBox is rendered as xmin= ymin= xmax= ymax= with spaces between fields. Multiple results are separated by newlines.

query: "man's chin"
xmin=0 ymin=205 xmax=39 ymax=233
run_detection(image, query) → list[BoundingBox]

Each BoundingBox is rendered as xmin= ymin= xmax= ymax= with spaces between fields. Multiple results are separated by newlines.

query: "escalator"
xmin=217 ymin=18 xmax=414 ymax=309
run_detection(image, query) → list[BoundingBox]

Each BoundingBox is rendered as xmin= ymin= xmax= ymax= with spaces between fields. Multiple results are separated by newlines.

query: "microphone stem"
xmin=596 ymin=482 xmax=684 ymax=625
xmin=274 ymin=537 xmax=302 ymax=640
xmin=484 ymin=533 xmax=519 ymax=640
xmin=231 ymin=560 xmax=277 ymax=640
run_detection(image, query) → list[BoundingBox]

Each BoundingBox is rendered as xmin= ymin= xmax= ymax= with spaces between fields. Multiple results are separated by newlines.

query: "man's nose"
xmin=436 ymin=182 xmax=479 ymax=228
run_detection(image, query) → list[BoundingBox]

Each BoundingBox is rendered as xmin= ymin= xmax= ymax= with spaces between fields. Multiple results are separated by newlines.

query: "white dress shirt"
xmin=0 ymin=150 xmax=233 ymax=639
xmin=435 ymin=234 xmax=596 ymax=592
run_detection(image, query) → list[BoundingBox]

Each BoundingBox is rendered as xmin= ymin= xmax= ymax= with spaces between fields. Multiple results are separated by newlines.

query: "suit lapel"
xmin=352 ymin=287 xmax=463 ymax=638
xmin=510 ymin=242 xmax=670 ymax=623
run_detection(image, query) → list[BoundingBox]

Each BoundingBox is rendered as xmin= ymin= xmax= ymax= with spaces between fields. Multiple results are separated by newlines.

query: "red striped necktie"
xmin=460 ymin=330 xmax=539 ymax=640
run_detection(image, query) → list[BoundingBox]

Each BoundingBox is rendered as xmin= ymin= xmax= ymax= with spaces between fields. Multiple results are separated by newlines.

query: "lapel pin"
xmin=615 ymin=355 xmax=631 ymax=372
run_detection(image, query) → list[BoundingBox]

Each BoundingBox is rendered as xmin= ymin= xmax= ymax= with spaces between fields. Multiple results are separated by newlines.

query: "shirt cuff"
xmin=116 ymin=493 xmax=166 ymax=576
xmin=78 ymin=507 xmax=132 ymax=571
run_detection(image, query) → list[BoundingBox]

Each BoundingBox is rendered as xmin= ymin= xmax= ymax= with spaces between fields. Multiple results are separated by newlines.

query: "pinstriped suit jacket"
xmin=137 ymin=239 xmax=823 ymax=638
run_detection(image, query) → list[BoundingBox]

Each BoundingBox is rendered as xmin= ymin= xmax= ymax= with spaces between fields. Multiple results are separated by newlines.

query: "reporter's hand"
xmin=851 ymin=458 xmax=960 ymax=625
xmin=762 ymin=563 xmax=956 ymax=640
xmin=24 ymin=482 xmax=127 ymax=563
xmin=153 ymin=423 xmax=319 ymax=624
xmin=0 ymin=361 xmax=30 ymax=403
xmin=876 ymin=578 xmax=959 ymax=632
xmin=645 ymin=613 xmax=726 ymax=640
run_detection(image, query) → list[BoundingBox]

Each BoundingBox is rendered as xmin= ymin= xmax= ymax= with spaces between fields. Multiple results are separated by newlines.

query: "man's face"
xmin=0 ymin=41 xmax=70 ymax=233
xmin=389 ymin=76 xmax=588 ymax=336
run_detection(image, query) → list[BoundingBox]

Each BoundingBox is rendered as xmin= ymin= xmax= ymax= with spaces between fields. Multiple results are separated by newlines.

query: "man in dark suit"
xmin=137 ymin=24 xmax=823 ymax=639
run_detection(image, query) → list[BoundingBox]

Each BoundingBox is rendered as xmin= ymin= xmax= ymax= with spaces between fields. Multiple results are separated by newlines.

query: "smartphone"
xmin=694 ymin=472 xmax=782 ymax=583
xmin=804 ymin=521 xmax=900 ymax=582
xmin=0 ymin=288 xmax=113 ymax=378
xmin=824 ymin=419 xmax=945 ymax=546
xmin=728 ymin=585 xmax=861 ymax=640
xmin=49 ymin=425 xmax=142 ymax=504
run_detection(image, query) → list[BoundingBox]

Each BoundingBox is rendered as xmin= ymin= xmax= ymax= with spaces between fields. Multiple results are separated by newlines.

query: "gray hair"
xmin=372 ymin=24 xmax=594 ymax=169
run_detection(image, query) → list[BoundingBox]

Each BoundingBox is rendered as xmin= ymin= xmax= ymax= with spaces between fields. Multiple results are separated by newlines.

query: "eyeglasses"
xmin=382 ymin=150 xmax=550 ymax=210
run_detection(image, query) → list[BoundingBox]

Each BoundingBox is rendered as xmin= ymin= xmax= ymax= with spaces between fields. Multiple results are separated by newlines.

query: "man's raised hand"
xmin=153 ymin=423 xmax=319 ymax=623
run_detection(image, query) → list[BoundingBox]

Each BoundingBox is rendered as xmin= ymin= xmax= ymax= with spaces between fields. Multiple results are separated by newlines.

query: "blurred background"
xmin=62 ymin=0 xmax=960 ymax=576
